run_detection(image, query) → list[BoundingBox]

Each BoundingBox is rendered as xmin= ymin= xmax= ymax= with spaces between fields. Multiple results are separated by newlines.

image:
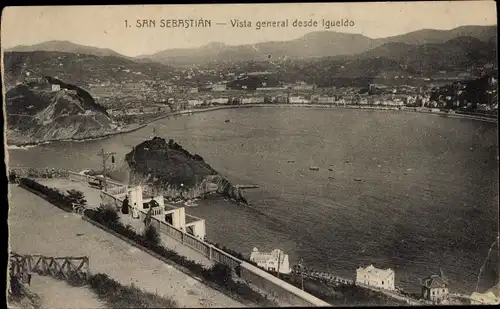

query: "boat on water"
xmin=287 ymin=160 xmax=295 ymax=163
xmin=225 ymin=119 xmax=230 ymax=123
xmin=328 ymin=167 xmax=334 ymax=171
xmin=184 ymin=200 xmax=199 ymax=207
xmin=354 ymin=178 xmax=362 ymax=182
xmin=309 ymin=166 xmax=320 ymax=171
xmin=328 ymin=176 xmax=335 ymax=179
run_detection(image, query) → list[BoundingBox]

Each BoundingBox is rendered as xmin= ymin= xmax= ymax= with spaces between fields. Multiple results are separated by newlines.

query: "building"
xmin=420 ymin=273 xmax=449 ymax=303
xmin=249 ymin=248 xmax=291 ymax=274
xmin=212 ymin=84 xmax=227 ymax=92
xmin=51 ymin=84 xmax=61 ymax=92
xmin=470 ymin=282 xmax=500 ymax=305
xmin=124 ymin=185 xmax=206 ymax=240
xmin=356 ymin=264 xmax=396 ymax=291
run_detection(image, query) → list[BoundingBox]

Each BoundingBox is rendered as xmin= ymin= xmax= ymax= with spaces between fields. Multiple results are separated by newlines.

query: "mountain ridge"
xmin=6 ymin=25 xmax=496 ymax=66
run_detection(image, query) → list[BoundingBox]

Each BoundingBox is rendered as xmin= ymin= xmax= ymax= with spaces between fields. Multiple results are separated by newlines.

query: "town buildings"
xmin=420 ymin=273 xmax=449 ymax=303
xmin=249 ymin=248 xmax=291 ymax=274
xmin=356 ymin=264 xmax=396 ymax=291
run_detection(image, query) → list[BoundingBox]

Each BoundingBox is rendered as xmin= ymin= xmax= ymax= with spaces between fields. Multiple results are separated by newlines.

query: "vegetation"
xmin=88 ymin=273 xmax=178 ymax=308
xmin=143 ymin=225 xmax=161 ymax=248
xmin=17 ymin=177 xmax=83 ymax=212
xmin=66 ymin=189 xmax=87 ymax=205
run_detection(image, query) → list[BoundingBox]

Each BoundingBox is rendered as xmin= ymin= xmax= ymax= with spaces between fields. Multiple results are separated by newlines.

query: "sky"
xmin=1 ymin=2 xmax=497 ymax=57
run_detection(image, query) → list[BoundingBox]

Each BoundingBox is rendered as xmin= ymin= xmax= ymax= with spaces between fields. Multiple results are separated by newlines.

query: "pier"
xmin=235 ymin=184 xmax=260 ymax=189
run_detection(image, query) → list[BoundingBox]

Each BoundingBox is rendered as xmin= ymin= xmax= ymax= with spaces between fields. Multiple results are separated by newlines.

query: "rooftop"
xmin=358 ymin=264 xmax=394 ymax=278
xmin=250 ymin=248 xmax=286 ymax=263
xmin=421 ymin=274 xmax=448 ymax=289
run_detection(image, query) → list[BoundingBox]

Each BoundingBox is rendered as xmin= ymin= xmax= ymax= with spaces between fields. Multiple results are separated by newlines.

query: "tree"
xmin=67 ymin=189 xmax=87 ymax=205
xmin=144 ymin=225 xmax=161 ymax=247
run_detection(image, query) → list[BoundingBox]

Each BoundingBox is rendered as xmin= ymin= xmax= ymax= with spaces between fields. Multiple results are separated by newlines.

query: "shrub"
xmin=8 ymin=172 xmax=17 ymax=183
xmin=88 ymin=273 xmax=177 ymax=308
xmin=94 ymin=207 xmax=120 ymax=226
xmin=143 ymin=225 xmax=161 ymax=248
xmin=66 ymin=189 xmax=87 ymax=205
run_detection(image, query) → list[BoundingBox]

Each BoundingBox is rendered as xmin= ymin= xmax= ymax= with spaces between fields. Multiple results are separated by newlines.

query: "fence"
xmin=9 ymin=252 xmax=90 ymax=284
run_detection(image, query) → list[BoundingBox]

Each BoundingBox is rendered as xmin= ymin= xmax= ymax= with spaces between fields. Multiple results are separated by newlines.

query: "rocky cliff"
xmin=123 ymin=137 xmax=248 ymax=203
xmin=5 ymin=77 xmax=121 ymax=145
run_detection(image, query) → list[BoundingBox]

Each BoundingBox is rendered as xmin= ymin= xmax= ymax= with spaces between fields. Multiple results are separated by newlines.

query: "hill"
xmin=5 ymin=77 xmax=125 ymax=145
xmin=140 ymin=25 xmax=496 ymax=66
xmin=2 ymin=51 xmax=177 ymax=91
xmin=123 ymin=137 xmax=247 ymax=203
xmin=139 ymin=31 xmax=379 ymax=65
xmin=378 ymin=25 xmax=497 ymax=45
xmin=354 ymin=36 xmax=497 ymax=73
xmin=6 ymin=40 xmax=131 ymax=59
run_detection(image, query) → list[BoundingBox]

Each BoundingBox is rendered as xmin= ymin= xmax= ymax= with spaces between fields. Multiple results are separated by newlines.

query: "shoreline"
xmin=144 ymin=104 xmax=498 ymax=124
xmin=7 ymin=104 xmax=497 ymax=148
xmin=6 ymin=123 xmax=147 ymax=148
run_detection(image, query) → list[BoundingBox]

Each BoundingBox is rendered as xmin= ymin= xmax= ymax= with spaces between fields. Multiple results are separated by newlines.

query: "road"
xmin=8 ymin=184 xmax=246 ymax=308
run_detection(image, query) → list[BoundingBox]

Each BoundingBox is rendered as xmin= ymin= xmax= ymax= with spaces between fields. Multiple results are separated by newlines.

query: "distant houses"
xmin=356 ymin=264 xmax=396 ymax=291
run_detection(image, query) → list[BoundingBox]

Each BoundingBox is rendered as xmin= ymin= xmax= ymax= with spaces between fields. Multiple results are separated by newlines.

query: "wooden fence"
xmin=9 ymin=252 xmax=90 ymax=284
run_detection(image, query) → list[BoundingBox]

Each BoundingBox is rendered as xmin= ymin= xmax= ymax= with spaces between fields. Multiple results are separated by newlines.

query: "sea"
xmin=7 ymin=107 xmax=499 ymax=294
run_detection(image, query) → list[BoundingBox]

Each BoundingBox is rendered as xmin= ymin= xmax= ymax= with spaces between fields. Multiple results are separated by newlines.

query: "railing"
xmin=9 ymin=252 xmax=90 ymax=284
xmin=296 ymin=270 xmax=354 ymax=285
xmin=150 ymin=207 xmax=163 ymax=217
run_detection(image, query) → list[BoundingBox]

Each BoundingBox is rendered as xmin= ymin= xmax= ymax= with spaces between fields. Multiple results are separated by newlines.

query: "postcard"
xmin=2 ymin=2 xmax=498 ymax=308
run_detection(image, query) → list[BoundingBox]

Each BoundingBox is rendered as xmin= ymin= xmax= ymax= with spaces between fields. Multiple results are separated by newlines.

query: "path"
xmin=29 ymin=276 xmax=104 ymax=309
xmin=36 ymin=178 xmax=103 ymax=206
xmin=8 ymin=184 xmax=245 ymax=308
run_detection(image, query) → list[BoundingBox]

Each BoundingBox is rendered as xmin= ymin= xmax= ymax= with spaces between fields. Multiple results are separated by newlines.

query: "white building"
xmin=124 ymin=185 xmax=206 ymax=240
xmin=51 ymin=84 xmax=61 ymax=91
xmin=249 ymin=248 xmax=291 ymax=274
xmin=356 ymin=264 xmax=396 ymax=291
xmin=470 ymin=282 xmax=500 ymax=305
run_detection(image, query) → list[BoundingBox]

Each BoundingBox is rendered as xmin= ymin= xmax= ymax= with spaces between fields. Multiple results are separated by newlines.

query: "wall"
xmin=239 ymin=262 xmax=331 ymax=307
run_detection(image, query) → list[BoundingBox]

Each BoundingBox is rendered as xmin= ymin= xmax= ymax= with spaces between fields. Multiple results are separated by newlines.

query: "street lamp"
xmin=298 ymin=258 xmax=304 ymax=290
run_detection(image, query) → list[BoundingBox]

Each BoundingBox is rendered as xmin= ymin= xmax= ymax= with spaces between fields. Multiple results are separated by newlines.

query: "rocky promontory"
xmin=5 ymin=76 xmax=127 ymax=145
xmin=123 ymin=137 xmax=248 ymax=204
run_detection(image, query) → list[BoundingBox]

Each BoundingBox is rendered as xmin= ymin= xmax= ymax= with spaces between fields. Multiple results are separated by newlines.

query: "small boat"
xmin=225 ymin=119 xmax=230 ymax=123
xmin=287 ymin=160 xmax=295 ymax=163
xmin=185 ymin=200 xmax=198 ymax=207
xmin=328 ymin=176 xmax=335 ymax=179
xmin=354 ymin=178 xmax=362 ymax=182
xmin=309 ymin=166 xmax=320 ymax=171
xmin=328 ymin=167 xmax=334 ymax=171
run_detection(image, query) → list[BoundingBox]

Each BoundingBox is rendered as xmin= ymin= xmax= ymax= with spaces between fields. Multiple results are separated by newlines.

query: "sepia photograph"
xmin=2 ymin=2 xmax=498 ymax=308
